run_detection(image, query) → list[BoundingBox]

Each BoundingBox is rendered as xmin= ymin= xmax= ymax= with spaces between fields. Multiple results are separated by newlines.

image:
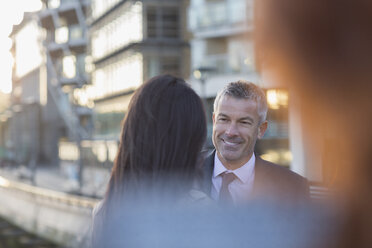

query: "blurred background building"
xmin=86 ymin=0 xmax=190 ymax=139
xmin=38 ymin=0 xmax=93 ymax=163
xmin=0 ymin=0 xmax=319 ymax=183
xmin=7 ymin=12 xmax=46 ymax=168
xmin=1 ymin=0 xmax=192 ymax=180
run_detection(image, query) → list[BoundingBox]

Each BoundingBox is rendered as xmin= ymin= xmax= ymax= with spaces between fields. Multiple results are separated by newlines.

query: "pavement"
xmin=0 ymin=161 xmax=110 ymax=198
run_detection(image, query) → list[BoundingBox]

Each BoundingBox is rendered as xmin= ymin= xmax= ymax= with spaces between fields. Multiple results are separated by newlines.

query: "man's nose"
xmin=225 ymin=122 xmax=239 ymax=136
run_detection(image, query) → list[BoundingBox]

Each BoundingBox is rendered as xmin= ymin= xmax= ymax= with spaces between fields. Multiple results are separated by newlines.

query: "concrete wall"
xmin=0 ymin=176 xmax=99 ymax=247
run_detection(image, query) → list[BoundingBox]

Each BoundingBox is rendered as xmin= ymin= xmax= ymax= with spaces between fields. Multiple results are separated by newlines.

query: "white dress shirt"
xmin=211 ymin=153 xmax=255 ymax=204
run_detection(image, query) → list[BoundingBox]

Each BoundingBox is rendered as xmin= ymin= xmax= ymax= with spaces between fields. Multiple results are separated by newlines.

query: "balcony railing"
xmin=200 ymin=53 xmax=255 ymax=74
xmin=188 ymin=0 xmax=252 ymax=31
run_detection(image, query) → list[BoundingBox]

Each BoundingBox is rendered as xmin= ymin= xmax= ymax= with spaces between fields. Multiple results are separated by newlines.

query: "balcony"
xmin=200 ymin=53 xmax=255 ymax=74
xmin=188 ymin=0 xmax=252 ymax=32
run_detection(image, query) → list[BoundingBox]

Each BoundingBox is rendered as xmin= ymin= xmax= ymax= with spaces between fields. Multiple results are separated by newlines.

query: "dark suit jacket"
xmin=202 ymin=150 xmax=309 ymax=203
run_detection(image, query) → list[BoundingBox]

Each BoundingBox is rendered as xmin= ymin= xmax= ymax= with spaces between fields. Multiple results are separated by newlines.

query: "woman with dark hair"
xmin=92 ymin=74 xmax=207 ymax=247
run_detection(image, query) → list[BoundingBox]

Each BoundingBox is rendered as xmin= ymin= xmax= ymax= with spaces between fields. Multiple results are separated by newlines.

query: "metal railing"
xmin=0 ymin=176 xmax=98 ymax=208
xmin=39 ymin=0 xmax=91 ymax=141
xmin=188 ymin=0 xmax=252 ymax=31
xmin=201 ymin=53 xmax=255 ymax=74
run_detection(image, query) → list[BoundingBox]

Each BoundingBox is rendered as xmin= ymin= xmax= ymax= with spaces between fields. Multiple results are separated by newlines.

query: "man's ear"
xmin=212 ymin=113 xmax=216 ymax=124
xmin=258 ymin=121 xmax=268 ymax=139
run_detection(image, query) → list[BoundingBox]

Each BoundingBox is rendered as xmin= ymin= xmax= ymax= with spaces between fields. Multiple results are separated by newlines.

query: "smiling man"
xmin=203 ymin=81 xmax=309 ymax=204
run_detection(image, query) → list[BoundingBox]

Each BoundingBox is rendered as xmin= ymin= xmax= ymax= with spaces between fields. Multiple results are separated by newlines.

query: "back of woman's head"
xmin=108 ymin=74 xmax=206 ymax=201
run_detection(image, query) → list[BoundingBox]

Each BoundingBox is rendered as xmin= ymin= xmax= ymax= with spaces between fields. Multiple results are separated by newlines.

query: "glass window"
xmin=76 ymin=54 xmax=86 ymax=76
xmin=62 ymin=55 xmax=76 ymax=78
xmin=91 ymin=2 xmax=143 ymax=60
xmin=55 ymin=26 xmax=68 ymax=44
xmin=146 ymin=5 xmax=180 ymax=39
xmin=91 ymin=0 xmax=121 ymax=19
xmin=90 ymin=53 xmax=143 ymax=100
xmin=256 ymin=89 xmax=290 ymax=167
xmin=162 ymin=6 xmax=179 ymax=38
xmin=69 ymin=25 xmax=83 ymax=40
xmin=48 ymin=0 xmax=60 ymax=8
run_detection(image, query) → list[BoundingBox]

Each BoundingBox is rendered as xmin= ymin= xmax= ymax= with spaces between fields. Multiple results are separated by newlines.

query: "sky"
xmin=0 ymin=0 xmax=42 ymax=94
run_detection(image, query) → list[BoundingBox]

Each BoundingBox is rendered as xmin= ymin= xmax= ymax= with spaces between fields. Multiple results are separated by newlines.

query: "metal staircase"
xmin=38 ymin=0 xmax=92 ymax=141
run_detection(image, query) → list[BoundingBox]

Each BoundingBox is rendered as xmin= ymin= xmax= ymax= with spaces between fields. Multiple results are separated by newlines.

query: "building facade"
xmin=5 ymin=0 xmax=94 ymax=168
xmin=6 ymin=13 xmax=46 ymax=166
xmin=86 ymin=0 xmax=190 ymax=138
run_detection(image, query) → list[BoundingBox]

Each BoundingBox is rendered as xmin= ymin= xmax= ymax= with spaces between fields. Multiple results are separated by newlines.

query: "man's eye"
xmin=218 ymin=118 xmax=227 ymax=122
xmin=241 ymin=121 xmax=252 ymax=125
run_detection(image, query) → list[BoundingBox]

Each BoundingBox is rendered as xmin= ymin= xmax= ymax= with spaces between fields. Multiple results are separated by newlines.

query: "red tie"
xmin=219 ymin=172 xmax=236 ymax=204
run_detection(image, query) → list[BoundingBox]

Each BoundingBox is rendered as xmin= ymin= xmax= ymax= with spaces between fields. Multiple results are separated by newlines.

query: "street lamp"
xmin=193 ymin=66 xmax=216 ymax=149
xmin=193 ymin=66 xmax=216 ymax=105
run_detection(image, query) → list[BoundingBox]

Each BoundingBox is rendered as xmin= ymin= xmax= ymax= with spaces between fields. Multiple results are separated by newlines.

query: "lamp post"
xmin=193 ymin=66 xmax=216 ymax=110
xmin=193 ymin=67 xmax=216 ymax=149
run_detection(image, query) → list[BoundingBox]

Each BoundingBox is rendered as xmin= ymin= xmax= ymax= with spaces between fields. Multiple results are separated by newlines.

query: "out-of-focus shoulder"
xmin=92 ymin=200 xmax=104 ymax=218
xmin=180 ymin=189 xmax=215 ymax=206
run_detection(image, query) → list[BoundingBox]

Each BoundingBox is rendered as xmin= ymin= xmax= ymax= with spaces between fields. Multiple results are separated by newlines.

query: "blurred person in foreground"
xmin=91 ymin=75 xmax=208 ymax=247
xmin=255 ymin=0 xmax=372 ymax=247
xmin=203 ymin=81 xmax=309 ymax=205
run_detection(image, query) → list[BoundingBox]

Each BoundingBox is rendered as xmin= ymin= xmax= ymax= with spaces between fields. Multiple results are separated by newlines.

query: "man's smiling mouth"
xmin=221 ymin=138 xmax=241 ymax=146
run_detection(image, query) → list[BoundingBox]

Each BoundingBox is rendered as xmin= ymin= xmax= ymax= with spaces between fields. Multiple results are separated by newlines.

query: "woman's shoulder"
xmin=92 ymin=200 xmax=105 ymax=222
xmin=181 ymin=189 xmax=215 ymax=206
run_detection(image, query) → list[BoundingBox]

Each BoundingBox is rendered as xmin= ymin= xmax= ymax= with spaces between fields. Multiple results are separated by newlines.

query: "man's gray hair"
xmin=213 ymin=80 xmax=268 ymax=124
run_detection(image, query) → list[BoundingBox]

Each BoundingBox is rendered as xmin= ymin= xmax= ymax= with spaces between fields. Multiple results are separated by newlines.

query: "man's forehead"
xmin=216 ymin=96 xmax=259 ymax=117
xmin=218 ymin=95 xmax=257 ymax=107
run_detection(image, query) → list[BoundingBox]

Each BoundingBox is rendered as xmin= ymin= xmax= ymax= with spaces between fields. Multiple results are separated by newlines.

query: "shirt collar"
xmin=213 ymin=153 xmax=255 ymax=184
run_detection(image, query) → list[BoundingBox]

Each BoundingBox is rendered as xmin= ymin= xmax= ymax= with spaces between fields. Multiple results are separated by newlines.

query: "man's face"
xmin=212 ymin=96 xmax=267 ymax=170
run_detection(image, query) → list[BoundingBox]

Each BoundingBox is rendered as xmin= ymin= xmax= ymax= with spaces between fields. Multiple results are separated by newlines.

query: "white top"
xmin=211 ymin=153 xmax=255 ymax=204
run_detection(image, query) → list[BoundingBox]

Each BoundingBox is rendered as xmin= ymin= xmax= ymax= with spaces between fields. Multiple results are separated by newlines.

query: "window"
xmin=70 ymin=25 xmax=83 ymax=40
xmin=48 ymin=0 xmax=60 ymax=8
xmin=146 ymin=6 xmax=157 ymax=38
xmin=146 ymin=5 xmax=180 ymax=39
xmin=63 ymin=55 xmax=76 ymax=78
xmin=162 ymin=7 xmax=179 ymax=38
xmin=55 ymin=26 xmax=68 ymax=44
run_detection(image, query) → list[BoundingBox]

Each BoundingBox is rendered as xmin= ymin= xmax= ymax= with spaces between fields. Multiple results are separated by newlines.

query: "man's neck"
xmin=217 ymin=153 xmax=254 ymax=171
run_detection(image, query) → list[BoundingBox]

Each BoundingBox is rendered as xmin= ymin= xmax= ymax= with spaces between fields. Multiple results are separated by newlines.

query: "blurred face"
xmin=212 ymin=96 xmax=267 ymax=170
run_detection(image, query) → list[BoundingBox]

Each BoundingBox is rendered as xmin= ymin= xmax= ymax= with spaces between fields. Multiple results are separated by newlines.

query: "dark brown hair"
xmin=104 ymin=74 xmax=206 ymax=206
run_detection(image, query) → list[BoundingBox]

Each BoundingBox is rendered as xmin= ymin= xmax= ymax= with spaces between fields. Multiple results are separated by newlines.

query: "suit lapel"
xmin=202 ymin=150 xmax=215 ymax=195
xmin=252 ymin=156 xmax=270 ymax=198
